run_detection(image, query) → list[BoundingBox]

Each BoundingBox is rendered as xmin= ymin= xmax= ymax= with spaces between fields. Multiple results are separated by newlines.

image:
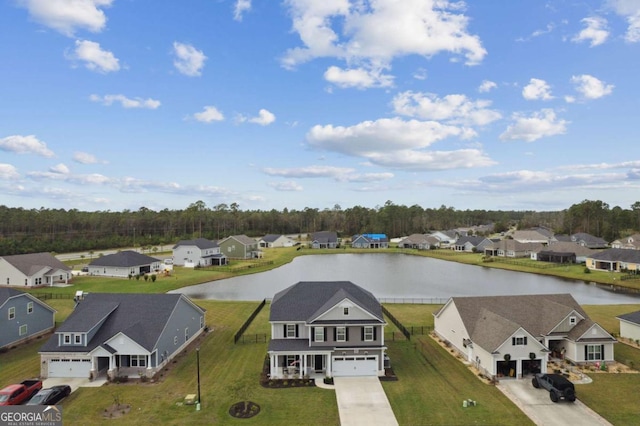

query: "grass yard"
xmin=577 ymin=374 xmax=640 ymax=425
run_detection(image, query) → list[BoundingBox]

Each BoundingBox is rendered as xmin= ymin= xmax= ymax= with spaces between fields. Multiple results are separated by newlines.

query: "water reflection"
xmin=170 ymin=254 xmax=640 ymax=305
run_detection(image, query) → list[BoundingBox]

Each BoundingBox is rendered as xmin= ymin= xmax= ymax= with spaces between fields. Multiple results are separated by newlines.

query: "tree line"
xmin=0 ymin=199 xmax=639 ymax=256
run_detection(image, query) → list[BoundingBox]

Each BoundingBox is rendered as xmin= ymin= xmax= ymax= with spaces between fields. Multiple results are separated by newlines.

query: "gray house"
xmin=0 ymin=252 xmax=71 ymax=287
xmin=218 ymin=235 xmax=260 ymax=259
xmin=258 ymin=234 xmax=296 ymax=248
xmin=585 ymin=248 xmax=640 ymax=272
xmin=397 ymin=234 xmax=439 ymax=250
xmin=87 ymin=250 xmax=161 ymax=278
xmin=1 ymin=288 xmax=56 ymax=350
xmin=39 ymin=293 xmax=206 ymax=380
xmin=351 ymin=234 xmax=389 ymax=249
xmin=310 ymin=231 xmax=339 ymax=249
xmin=268 ymin=281 xmax=387 ymax=378
xmin=172 ymin=238 xmax=227 ymax=267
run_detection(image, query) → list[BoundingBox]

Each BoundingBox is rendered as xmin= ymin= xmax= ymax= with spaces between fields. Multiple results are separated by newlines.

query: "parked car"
xmin=27 ymin=385 xmax=71 ymax=405
xmin=81 ymin=266 xmax=89 ymax=272
xmin=532 ymin=373 xmax=576 ymax=402
xmin=0 ymin=379 xmax=43 ymax=406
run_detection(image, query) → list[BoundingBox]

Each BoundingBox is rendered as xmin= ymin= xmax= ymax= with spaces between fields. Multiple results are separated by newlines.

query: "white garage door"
xmin=48 ymin=358 xmax=91 ymax=378
xmin=332 ymin=356 xmax=378 ymax=377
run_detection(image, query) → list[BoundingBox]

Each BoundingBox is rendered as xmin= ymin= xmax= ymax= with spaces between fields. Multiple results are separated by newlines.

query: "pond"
xmin=170 ymin=254 xmax=640 ymax=305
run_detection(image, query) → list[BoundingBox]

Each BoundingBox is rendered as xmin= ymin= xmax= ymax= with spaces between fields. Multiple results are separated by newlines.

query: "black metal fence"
xmin=234 ymin=299 xmax=267 ymax=344
xmin=30 ymin=292 xmax=73 ymax=300
xmin=235 ymin=334 xmax=268 ymax=344
xmin=381 ymin=305 xmax=411 ymax=341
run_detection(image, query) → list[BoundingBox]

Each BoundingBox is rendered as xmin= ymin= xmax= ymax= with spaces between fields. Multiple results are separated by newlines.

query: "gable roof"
xmin=270 ymin=281 xmax=383 ymax=323
xmin=570 ymin=233 xmax=608 ymax=247
xmin=0 ymin=288 xmax=56 ymax=314
xmin=353 ymin=234 xmax=388 ymax=243
xmin=311 ymin=231 xmax=338 ymax=243
xmin=455 ymin=236 xmax=485 ymax=246
xmin=261 ymin=234 xmax=283 ymax=243
xmin=587 ymin=248 xmax=640 ymax=263
xmin=221 ymin=235 xmax=256 ymax=245
xmin=173 ymin=238 xmax=218 ymax=249
xmin=88 ymin=250 xmax=159 ymax=267
xmin=617 ymin=310 xmax=640 ymax=326
xmin=1 ymin=252 xmax=70 ymax=276
xmin=485 ymin=239 xmax=544 ymax=252
xmin=40 ymin=293 xmax=204 ymax=353
xmin=540 ymin=241 xmax=598 ymax=256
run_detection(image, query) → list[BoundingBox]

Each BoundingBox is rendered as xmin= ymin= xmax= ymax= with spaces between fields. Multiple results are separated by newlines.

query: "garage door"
xmin=48 ymin=358 xmax=91 ymax=378
xmin=332 ymin=356 xmax=378 ymax=377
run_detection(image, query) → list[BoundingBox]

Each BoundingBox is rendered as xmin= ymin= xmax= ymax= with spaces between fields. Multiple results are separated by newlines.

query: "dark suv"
xmin=532 ymin=373 xmax=576 ymax=402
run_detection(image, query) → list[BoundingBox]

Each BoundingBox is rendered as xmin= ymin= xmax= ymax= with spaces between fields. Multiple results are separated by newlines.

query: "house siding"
xmin=620 ymin=321 xmax=640 ymax=341
xmin=154 ymin=298 xmax=206 ymax=370
xmin=1 ymin=295 xmax=55 ymax=349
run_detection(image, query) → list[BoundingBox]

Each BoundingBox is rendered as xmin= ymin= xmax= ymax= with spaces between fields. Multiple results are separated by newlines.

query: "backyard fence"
xmin=381 ymin=305 xmax=411 ymax=341
xmin=483 ymin=257 xmax=567 ymax=269
xmin=235 ymin=334 xmax=268 ymax=344
xmin=234 ymin=298 xmax=267 ymax=344
xmin=31 ymin=292 xmax=73 ymax=300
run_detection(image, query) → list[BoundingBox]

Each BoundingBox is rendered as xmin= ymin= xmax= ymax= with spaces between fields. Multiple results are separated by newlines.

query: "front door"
xmin=314 ymin=355 xmax=324 ymax=372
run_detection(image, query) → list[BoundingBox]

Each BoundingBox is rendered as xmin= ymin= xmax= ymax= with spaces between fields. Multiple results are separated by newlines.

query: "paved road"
xmin=498 ymin=379 xmax=611 ymax=426
xmin=333 ymin=377 xmax=398 ymax=426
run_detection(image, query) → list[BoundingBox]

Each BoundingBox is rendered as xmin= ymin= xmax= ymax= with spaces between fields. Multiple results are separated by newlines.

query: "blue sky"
xmin=1 ymin=0 xmax=639 ymax=213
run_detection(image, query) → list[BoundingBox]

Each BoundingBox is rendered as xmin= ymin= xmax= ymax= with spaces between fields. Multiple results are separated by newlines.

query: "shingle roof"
xmin=88 ymin=250 xmax=159 ymax=267
xmin=541 ymin=241 xmax=598 ymax=256
xmin=0 ymin=288 xmax=55 ymax=314
xmin=261 ymin=234 xmax=282 ymax=243
xmin=618 ymin=310 xmax=640 ymax=326
xmin=455 ymin=236 xmax=484 ymax=246
xmin=311 ymin=231 xmax=338 ymax=243
xmin=1 ymin=252 xmax=70 ymax=276
xmin=270 ymin=281 xmax=383 ymax=323
xmin=40 ymin=293 xmax=204 ymax=353
xmin=172 ymin=238 xmax=218 ymax=249
xmin=587 ymin=248 xmax=640 ymax=263
xmin=223 ymin=235 xmax=257 ymax=245
xmin=571 ymin=233 xmax=608 ymax=247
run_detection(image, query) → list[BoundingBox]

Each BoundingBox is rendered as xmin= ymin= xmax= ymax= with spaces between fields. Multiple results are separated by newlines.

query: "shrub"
xmin=584 ymin=267 xmax=591 ymax=274
xmin=151 ymin=275 xmax=157 ymax=282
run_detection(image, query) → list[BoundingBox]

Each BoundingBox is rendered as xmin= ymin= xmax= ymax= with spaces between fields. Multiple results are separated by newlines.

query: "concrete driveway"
xmin=497 ymin=379 xmax=611 ymax=426
xmin=333 ymin=377 xmax=398 ymax=426
xmin=42 ymin=377 xmax=106 ymax=393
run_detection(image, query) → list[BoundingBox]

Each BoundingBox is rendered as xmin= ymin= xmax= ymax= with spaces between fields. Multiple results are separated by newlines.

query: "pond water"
xmin=170 ymin=254 xmax=640 ymax=305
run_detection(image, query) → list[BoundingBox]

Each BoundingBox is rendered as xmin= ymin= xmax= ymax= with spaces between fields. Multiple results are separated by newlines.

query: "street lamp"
xmin=196 ymin=347 xmax=201 ymax=407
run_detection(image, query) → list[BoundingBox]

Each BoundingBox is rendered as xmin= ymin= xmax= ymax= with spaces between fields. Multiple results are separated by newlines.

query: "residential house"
xmin=0 ymin=252 xmax=71 ymax=287
xmin=434 ymin=294 xmax=616 ymax=380
xmin=512 ymin=228 xmax=555 ymax=245
xmin=172 ymin=238 xmax=227 ymax=267
xmin=351 ymin=234 xmax=389 ymax=249
xmin=452 ymin=236 xmax=488 ymax=252
xmin=428 ymin=230 xmax=458 ymax=248
xmin=585 ymin=248 xmax=640 ymax=272
xmin=259 ymin=234 xmax=297 ymax=248
xmin=87 ymin=251 xmax=160 ymax=278
xmin=0 ymin=288 xmax=55 ymax=350
xmin=484 ymin=240 xmax=544 ymax=258
xmin=532 ymin=241 xmax=599 ymax=264
xmin=617 ymin=310 xmax=640 ymax=342
xmin=611 ymin=234 xmax=640 ymax=250
xmin=268 ymin=281 xmax=387 ymax=378
xmin=397 ymin=234 xmax=439 ymax=250
xmin=39 ymin=293 xmax=206 ymax=379
xmin=569 ymin=233 xmax=608 ymax=249
xmin=218 ymin=235 xmax=260 ymax=259
xmin=310 ymin=231 xmax=339 ymax=249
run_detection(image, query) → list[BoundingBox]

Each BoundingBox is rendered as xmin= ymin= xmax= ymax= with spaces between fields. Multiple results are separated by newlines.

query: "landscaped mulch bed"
xmin=229 ymin=401 xmax=260 ymax=419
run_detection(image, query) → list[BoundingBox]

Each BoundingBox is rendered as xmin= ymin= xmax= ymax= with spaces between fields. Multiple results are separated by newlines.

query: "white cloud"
xmin=324 ymin=66 xmax=394 ymax=89
xmin=249 ymin=109 xmax=276 ymax=126
xmin=268 ymin=181 xmax=303 ymax=191
xmin=28 ymin=170 xmax=111 ymax=185
xmin=233 ymin=0 xmax=252 ymax=22
xmin=365 ymin=149 xmax=495 ymax=170
xmin=282 ymin=0 xmax=486 ymax=72
xmin=478 ymin=80 xmax=497 ymax=93
xmin=89 ymin=94 xmax=161 ymax=109
xmin=570 ymin=74 xmax=614 ymax=99
xmin=18 ymin=0 xmax=113 ymax=36
xmin=192 ymin=106 xmax=225 ymax=123
xmin=173 ymin=42 xmax=206 ymax=77
xmin=263 ymin=165 xmax=355 ymax=179
xmin=69 ymin=40 xmax=120 ymax=73
xmin=0 ymin=164 xmax=20 ymax=179
xmin=0 ymin=135 xmax=54 ymax=157
xmin=572 ymin=16 xmax=609 ymax=46
xmin=73 ymin=151 xmax=100 ymax=164
xmin=522 ymin=78 xmax=554 ymax=100
xmin=413 ymin=68 xmax=427 ymax=80
xmin=340 ymin=172 xmax=394 ymax=183
xmin=516 ymin=23 xmax=555 ymax=42
xmin=608 ymin=0 xmax=640 ymax=42
xmin=392 ymin=91 xmax=501 ymax=126
xmin=500 ymin=109 xmax=568 ymax=142
xmin=50 ymin=163 xmax=70 ymax=174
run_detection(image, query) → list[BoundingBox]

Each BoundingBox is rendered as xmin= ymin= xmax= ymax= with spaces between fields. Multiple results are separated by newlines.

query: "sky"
xmin=1 ymin=0 xmax=639 ymax=213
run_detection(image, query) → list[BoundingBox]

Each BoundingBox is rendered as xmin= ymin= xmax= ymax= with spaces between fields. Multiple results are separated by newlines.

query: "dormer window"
xmin=569 ymin=316 xmax=577 ymax=325
xmin=343 ymin=307 xmax=349 ymax=315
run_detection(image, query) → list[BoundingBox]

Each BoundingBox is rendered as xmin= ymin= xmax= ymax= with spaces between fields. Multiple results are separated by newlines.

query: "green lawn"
xmin=577 ymin=374 xmax=640 ymax=425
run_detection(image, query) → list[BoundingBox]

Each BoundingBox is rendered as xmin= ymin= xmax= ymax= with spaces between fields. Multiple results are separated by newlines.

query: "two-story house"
xmin=218 ymin=235 xmax=260 ymax=259
xmin=1 ymin=288 xmax=56 ymax=350
xmin=172 ymin=238 xmax=227 ymax=267
xmin=267 ymin=281 xmax=387 ymax=378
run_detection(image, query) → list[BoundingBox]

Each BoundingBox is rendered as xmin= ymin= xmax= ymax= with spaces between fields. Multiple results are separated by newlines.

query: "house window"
xmin=336 ymin=327 xmax=346 ymax=342
xmin=174 ymin=336 xmax=178 ymax=345
xmin=75 ymin=335 xmax=82 ymax=344
xmin=314 ymin=327 xmax=324 ymax=342
xmin=200 ymin=316 xmax=204 ymax=329
xmin=586 ymin=345 xmax=603 ymax=361
xmin=19 ymin=324 xmax=27 ymax=336
xmin=8 ymin=307 xmax=15 ymax=320
xmin=364 ymin=326 xmax=374 ymax=342
xmin=63 ymin=334 xmax=71 ymax=344
xmin=286 ymin=324 xmax=297 ymax=338
xmin=512 ymin=336 xmax=527 ymax=346
xmin=185 ymin=328 xmax=189 ymax=342
xmin=569 ymin=316 xmax=576 ymax=325
xmin=6 ymin=278 xmax=9 ymax=285
xmin=343 ymin=307 xmax=349 ymax=315
xmin=131 ymin=355 xmax=147 ymax=367
xmin=27 ymin=302 xmax=33 ymax=314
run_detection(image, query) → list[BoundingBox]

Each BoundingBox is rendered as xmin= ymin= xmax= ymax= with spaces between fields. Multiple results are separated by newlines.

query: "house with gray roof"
xmin=310 ymin=231 xmax=339 ymax=249
xmin=512 ymin=229 xmax=554 ymax=245
xmin=39 ymin=293 xmax=205 ymax=380
xmin=452 ymin=236 xmax=488 ymax=252
xmin=610 ymin=234 xmax=640 ymax=250
xmin=532 ymin=241 xmax=599 ymax=264
xmin=268 ymin=281 xmax=387 ymax=378
xmin=428 ymin=230 xmax=457 ymax=247
xmin=569 ymin=233 xmax=608 ymax=249
xmin=172 ymin=237 xmax=227 ymax=267
xmin=218 ymin=235 xmax=260 ymax=259
xmin=351 ymin=233 xmax=389 ymax=249
xmin=434 ymin=294 xmax=616 ymax=380
xmin=483 ymin=239 xmax=544 ymax=258
xmin=585 ymin=248 xmax=640 ymax=272
xmin=0 ymin=252 xmax=71 ymax=287
xmin=617 ymin=310 xmax=640 ymax=342
xmin=258 ymin=234 xmax=296 ymax=248
xmin=87 ymin=250 xmax=160 ymax=278
xmin=397 ymin=234 xmax=439 ymax=250
xmin=1 ymin=288 xmax=55 ymax=350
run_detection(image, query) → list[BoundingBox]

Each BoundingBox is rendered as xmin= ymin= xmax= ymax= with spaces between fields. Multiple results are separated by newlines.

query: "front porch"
xmin=269 ymin=352 xmax=332 ymax=379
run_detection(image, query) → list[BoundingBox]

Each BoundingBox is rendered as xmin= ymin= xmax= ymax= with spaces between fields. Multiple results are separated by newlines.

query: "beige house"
xmin=484 ymin=240 xmax=544 ymax=258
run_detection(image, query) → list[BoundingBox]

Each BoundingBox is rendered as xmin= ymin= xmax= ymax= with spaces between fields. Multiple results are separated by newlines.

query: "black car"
xmin=26 ymin=385 xmax=71 ymax=405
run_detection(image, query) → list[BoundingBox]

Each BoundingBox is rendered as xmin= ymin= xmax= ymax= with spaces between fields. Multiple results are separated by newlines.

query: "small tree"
xmin=227 ymin=375 xmax=255 ymax=414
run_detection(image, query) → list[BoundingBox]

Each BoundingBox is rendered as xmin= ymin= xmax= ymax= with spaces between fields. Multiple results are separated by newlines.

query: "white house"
xmin=0 ymin=252 xmax=71 ymax=287
xmin=617 ymin=310 xmax=640 ymax=342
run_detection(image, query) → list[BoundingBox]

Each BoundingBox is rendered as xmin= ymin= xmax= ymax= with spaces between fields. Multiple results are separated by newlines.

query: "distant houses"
xmin=259 ymin=234 xmax=297 ymax=248
xmin=218 ymin=235 xmax=261 ymax=259
xmin=310 ymin=231 xmax=339 ymax=249
xmin=351 ymin=234 xmax=389 ymax=249
xmin=88 ymin=251 xmax=160 ymax=278
xmin=0 ymin=252 xmax=71 ymax=287
xmin=172 ymin=238 xmax=227 ymax=267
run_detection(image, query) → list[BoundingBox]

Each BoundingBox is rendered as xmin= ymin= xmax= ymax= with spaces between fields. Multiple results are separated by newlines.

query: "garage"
xmin=332 ymin=356 xmax=378 ymax=377
xmin=48 ymin=358 xmax=91 ymax=378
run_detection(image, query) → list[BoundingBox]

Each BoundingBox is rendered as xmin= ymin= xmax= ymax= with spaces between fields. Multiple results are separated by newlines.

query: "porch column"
xmin=90 ymin=357 xmax=97 ymax=379
xmin=107 ymin=355 xmax=116 ymax=380
xmin=326 ymin=355 xmax=332 ymax=377
xmin=146 ymin=354 xmax=152 ymax=377
xmin=270 ymin=354 xmax=276 ymax=377
xmin=301 ymin=353 xmax=306 ymax=376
